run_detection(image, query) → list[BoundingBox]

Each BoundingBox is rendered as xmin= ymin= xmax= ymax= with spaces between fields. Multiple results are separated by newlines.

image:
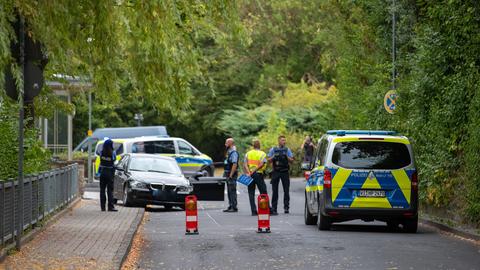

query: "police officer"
xmin=243 ymin=139 xmax=268 ymax=216
xmin=223 ymin=138 xmax=239 ymax=212
xmin=268 ymin=135 xmax=294 ymax=215
xmin=99 ymin=139 xmax=118 ymax=212
xmin=301 ymin=135 xmax=315 ymax=163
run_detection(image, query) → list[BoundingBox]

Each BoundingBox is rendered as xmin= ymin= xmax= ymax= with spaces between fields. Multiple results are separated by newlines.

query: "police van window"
xmin=178 ymin=141 xmax=197 ymax=155
xmin=313 ymin=142 xmax=322 ymax=167
xmin=332 ymin=141 xmax=411 ymax=169
xmin=311 ymin=144 xmax=320 ymax=168
xmin=133 ymin=141 xmax=175 ymax=154
xmin=318 ymin=139 xmax=328 ymax=166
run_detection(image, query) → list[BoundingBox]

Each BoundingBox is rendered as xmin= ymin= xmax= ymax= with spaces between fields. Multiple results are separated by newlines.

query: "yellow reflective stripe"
xmin=360 ymin=175 xmax=381 ymax=189
xmin=331 ymin=168 xmax=352 ymax=202
xmin=350 ymin=197 xmax=392 ymax=208
xmin=306 ymin=185 xmax=323 ymax=192
xmin=332 ymin=137 xmax=410 ymax=145
xmin=95 ymin=157 xmax=100 ymax=173
xmin=178 ymin=163 xmax=204 ymax=167
xmin=392 ymin=169 xmax=411 ymax=204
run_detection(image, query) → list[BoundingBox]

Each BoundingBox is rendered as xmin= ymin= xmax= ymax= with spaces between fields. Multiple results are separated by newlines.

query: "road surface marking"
xmin=200 ymin=204 xmax=221 ymax=227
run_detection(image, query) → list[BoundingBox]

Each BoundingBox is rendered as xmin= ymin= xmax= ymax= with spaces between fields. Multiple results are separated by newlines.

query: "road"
xmin=131 ymin=178 xmax=480 ymax=270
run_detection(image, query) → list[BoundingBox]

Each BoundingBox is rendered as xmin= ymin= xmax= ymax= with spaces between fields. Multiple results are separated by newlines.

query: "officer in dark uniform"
xmin=223 ymin=138 xmax=239 ymax=212
xmin=268 ymin=135 xmax=294 ymax=215
xmin=99 ymin=139 xmax=118 ymax=212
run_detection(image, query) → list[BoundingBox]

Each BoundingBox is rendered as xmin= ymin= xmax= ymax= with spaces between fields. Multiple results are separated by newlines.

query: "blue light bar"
xmin=326 ymin=130 xmax=397 ymax=136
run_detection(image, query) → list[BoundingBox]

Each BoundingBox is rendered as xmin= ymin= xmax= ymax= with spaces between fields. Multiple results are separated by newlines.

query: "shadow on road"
xmin=330 ymin=223 xmax=432 ymax=235
xmin=145 ymin=205 xmax=184 ymax=213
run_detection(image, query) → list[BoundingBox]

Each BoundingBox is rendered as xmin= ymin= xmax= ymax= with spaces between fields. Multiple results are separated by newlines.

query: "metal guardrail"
xmin=0 ymin=164 xmax=78 ymax=246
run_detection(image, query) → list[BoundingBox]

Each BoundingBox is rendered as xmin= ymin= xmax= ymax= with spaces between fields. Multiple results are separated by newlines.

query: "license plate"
xmin=358 ymin=190 xmax=385 ymax=198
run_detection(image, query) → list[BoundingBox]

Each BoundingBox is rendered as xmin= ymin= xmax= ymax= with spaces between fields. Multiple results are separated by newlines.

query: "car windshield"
xmin=332 ymin=141 xmax=411 ymax=169
xmin=128 ymin=156 xmax=182 ymax=175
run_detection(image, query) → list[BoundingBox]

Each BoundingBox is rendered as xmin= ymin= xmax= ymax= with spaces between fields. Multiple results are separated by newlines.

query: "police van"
xmin=303 ymin=130 xmax=418 ymax=232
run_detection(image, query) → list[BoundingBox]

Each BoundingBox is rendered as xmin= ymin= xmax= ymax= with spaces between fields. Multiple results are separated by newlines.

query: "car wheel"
xmin=113 ymin=198 xmax=118 ymax=205
xmin=304 ymin=194 xmax=316 ymax=225
xmin=179 ymin=204 xmax=186 ymax=211
xmin=403 ymin=216 xmax=418 ymax=233
xmin=123 ymin=185 xmax=132 ymax=207
xmin=164 ymin=205 xmax=173 ymax=211
xmin=317 ymin=201 xmax=331 ymax=231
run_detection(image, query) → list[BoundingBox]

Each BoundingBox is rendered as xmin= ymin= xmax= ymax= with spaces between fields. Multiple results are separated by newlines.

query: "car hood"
xmin=130 ymin=171 xmax=189 ymax=186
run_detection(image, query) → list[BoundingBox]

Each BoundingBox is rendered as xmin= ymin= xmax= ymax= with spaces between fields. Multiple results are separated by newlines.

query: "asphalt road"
xmin=133 ymin=178 xmax=480 ymax=270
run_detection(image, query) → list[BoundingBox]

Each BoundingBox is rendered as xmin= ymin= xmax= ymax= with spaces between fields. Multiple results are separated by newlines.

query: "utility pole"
xmin=16 ymin=15 xmax=25 ymax=250
xmin=87 ymin=90 xmax=92 ymax=183
xmin=392 ymin=0 xmax=396 ymax=90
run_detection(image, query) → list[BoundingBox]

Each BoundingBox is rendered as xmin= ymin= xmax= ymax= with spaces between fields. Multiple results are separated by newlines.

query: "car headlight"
xmin=130 ymin=180 xmax=149 ymax=189
xmin=176 ymin=185 xmax=193 ymax=194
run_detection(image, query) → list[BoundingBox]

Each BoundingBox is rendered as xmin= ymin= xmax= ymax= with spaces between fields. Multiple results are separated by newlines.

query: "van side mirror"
xmin=301 ymin=162 xmax=311 ymax=171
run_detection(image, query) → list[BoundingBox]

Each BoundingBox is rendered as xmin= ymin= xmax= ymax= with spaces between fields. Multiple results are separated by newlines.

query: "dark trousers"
xmin=224 ymin=173 xmax=238 ymax=209
xmin=100 ymin=169 xmax=115 ymax=211
xmin=248 ymin=172 xmax=268 ymax=214
xmin=271 ymin=171 xmax=290 ymax=212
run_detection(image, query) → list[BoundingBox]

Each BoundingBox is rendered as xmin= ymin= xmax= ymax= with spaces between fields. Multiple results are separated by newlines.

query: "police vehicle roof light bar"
xmin=326 ymin=130 xmax=397 ymax=136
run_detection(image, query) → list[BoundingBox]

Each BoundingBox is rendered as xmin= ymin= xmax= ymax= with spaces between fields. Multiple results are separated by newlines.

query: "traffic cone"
xmin=257 ymin=194 xmax=271 ymax=233
xmin=185 ymin=195 xmax=199 ymax=235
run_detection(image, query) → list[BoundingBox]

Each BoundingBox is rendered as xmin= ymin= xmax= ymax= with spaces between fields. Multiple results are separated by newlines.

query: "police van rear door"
xmin=329 ymin=138 xmax=415 ymax=209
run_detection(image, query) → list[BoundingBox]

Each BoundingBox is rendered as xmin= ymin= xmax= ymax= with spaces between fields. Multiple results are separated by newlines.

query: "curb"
xmin=0 ymin=197 xmax=81 ymax=263
xmin=113 ymin=207 xmax=145 ymax=270
xmin=420 ymin=218 xmax=480 ymax=242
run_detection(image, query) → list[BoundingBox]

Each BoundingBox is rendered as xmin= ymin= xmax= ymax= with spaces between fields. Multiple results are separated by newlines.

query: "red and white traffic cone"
xmin=257 ymin=194 xmax=271 ymax=233
xmin=185 ymin=195 xmax=199 ymax=235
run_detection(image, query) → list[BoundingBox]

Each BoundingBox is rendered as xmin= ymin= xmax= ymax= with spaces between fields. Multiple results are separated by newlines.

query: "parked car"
xmin=113 ymin=154 xmax=193 ymax=209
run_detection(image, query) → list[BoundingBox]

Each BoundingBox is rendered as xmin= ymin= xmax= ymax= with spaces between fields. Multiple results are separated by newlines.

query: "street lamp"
xmin=134 ymin=113 xmax=143 ymax=126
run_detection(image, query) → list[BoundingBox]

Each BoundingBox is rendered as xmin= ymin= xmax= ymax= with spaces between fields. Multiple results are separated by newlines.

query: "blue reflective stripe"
xmin=175 ymin=156 xmax=212 ymax=165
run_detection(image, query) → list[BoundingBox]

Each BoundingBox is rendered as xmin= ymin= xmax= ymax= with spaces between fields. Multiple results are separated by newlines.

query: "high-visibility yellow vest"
xmin=246 ymin=149 xmax=267 ymax=173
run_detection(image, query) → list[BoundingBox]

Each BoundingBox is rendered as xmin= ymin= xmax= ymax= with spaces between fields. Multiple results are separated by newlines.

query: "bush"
xmin=0 ymin=99 xmax=50 ymax=180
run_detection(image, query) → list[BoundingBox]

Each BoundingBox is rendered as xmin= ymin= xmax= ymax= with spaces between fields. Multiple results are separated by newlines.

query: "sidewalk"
xmin=0 ymin=192 xmax=144 ymax=270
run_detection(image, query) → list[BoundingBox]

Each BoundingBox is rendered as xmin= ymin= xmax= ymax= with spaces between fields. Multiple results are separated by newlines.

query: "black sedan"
xmin=113 ymin=154 xmax=193 ymax=209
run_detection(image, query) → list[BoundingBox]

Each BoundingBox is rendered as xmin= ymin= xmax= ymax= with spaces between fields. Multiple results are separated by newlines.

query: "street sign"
xmin=384 ymin=90 xmax=398 ymax=114
xmin=87 ymin=130 xmax=93 ymax=136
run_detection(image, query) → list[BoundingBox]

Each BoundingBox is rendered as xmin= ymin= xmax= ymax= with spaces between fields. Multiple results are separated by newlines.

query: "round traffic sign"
xmin=384 ymin=90 xmax=398 ymax=114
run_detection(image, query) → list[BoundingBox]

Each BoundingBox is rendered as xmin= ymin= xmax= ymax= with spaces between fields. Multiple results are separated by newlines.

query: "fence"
xmin=0 ymin=164 xmax=78 ymax=246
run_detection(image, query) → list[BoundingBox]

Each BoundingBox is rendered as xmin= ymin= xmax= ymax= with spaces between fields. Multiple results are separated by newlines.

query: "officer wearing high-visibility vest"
xmin=243 ymin=139 xmax=268 ymax=216
xmin=268 ymin=135 xmax=294 ymax=215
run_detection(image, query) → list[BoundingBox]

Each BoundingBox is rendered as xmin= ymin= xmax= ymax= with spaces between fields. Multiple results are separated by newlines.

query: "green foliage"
xmin=0 ymin=0 xmax=242 ymax=111
xmin=0 ymin=98 xmax=50 ymax=180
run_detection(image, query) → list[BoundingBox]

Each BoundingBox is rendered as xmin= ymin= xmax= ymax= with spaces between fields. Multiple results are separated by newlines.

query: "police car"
xmin=303 ymin=130 xmax=418 ymax=232
xmin=95 ymin=137 xmax=214 ymax=178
